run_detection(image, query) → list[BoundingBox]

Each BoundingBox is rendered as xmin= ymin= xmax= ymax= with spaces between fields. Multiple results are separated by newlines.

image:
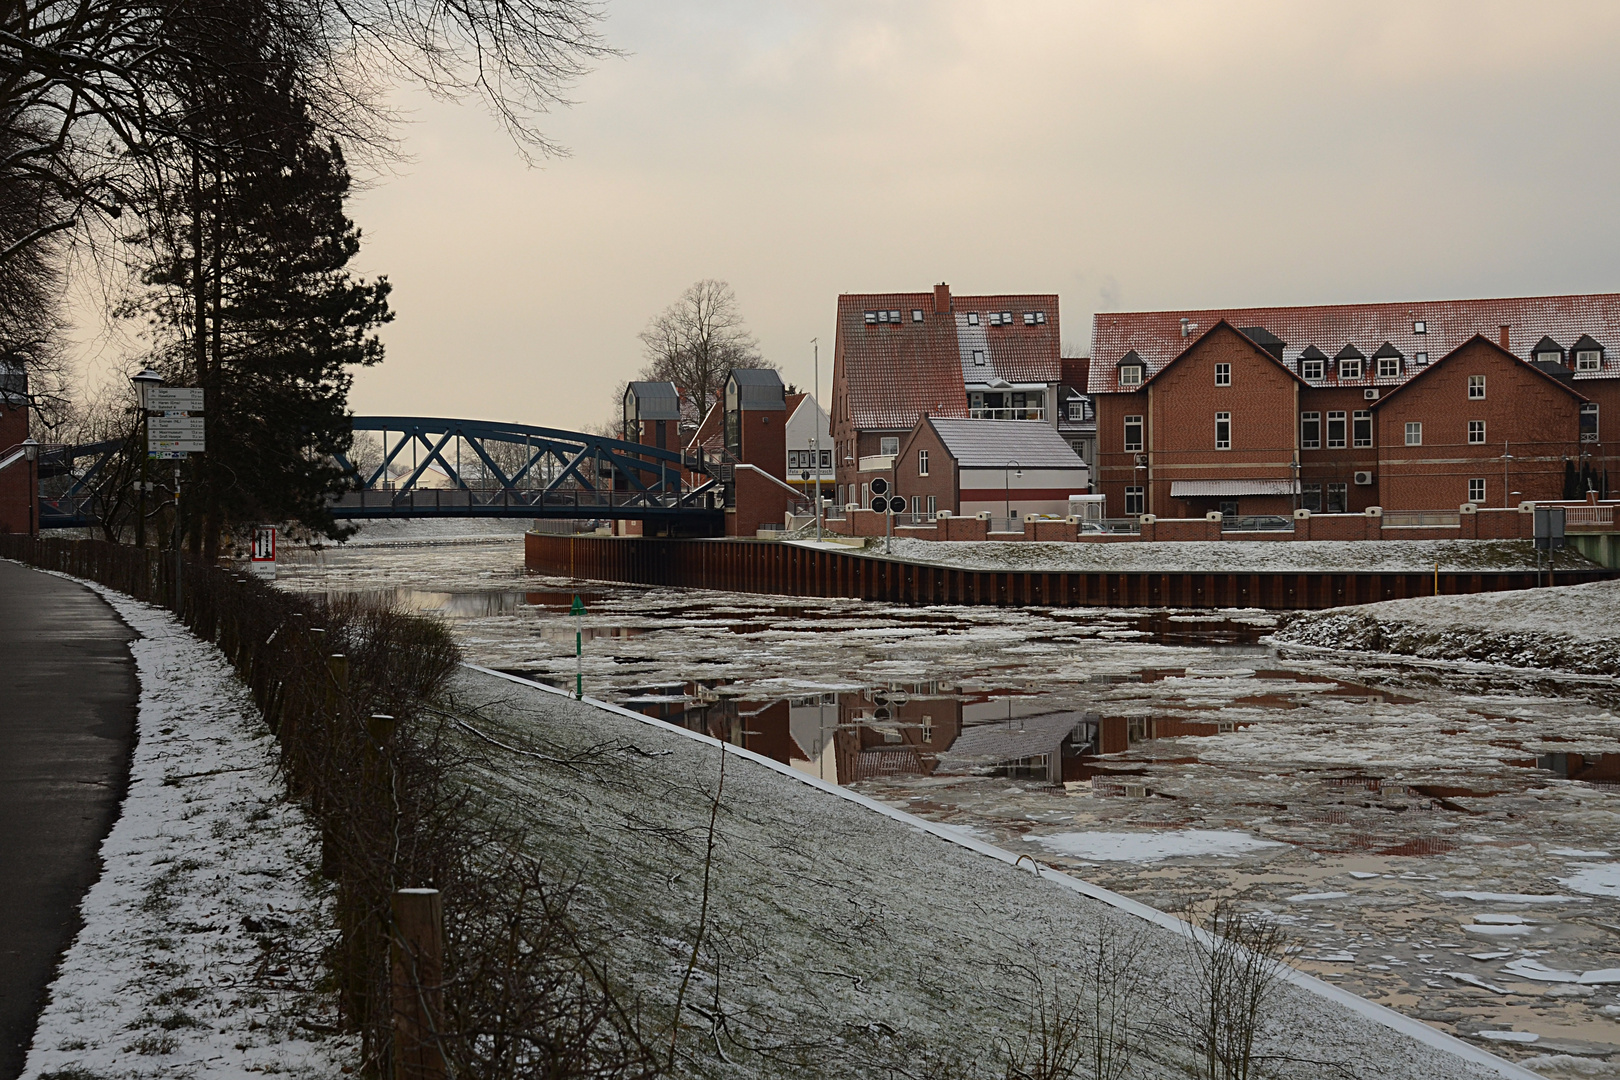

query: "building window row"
xmin=1300 ymin=410 xmax=1371 ymax=449
xmin=1301 ymin=482 xmax=1348 ymax=514
xmin=864 ymin=309 xmax=904 ymax=324
xmin=788 ymin=449 xmax=832 ymax=470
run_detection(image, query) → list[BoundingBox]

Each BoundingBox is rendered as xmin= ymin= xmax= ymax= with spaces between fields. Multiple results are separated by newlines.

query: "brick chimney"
xmin=933 ymin=282 xmax=951 ymax=314
xmin=1499 ymin=324 xmax=1510 ymax=350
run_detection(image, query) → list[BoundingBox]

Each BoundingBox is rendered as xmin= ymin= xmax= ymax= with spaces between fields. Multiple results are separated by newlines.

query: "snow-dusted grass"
xmin=1274 ymin=579 xmax=1620 ymax=675
xmin=871 ymin=536 xmax=1600 ymax=574
xmin=441 ymin=664 xmax=1536 ymax=1080
xmin=21 ymin=577 xmax=350 ymax=1079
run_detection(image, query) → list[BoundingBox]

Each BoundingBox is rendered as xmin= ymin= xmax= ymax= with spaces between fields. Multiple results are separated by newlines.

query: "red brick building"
xmin=894 ymin=417 xmax=1089 ymax=520
xmin=831 ymin=282 xmax=1062 ymax=509
xmin=1090 ymin=293 xmax=1620 ymax=516
xmin=0 ymin=364 xmax=35 ymax=535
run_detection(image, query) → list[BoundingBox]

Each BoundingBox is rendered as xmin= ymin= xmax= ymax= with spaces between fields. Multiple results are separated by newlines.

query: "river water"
xmin=279 ymin=528 xmax=1620 ymax=1067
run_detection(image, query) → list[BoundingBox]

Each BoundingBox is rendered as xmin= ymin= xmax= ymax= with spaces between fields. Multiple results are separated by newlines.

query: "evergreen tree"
xmin=131 ymin=6 xmax=389 ymax=557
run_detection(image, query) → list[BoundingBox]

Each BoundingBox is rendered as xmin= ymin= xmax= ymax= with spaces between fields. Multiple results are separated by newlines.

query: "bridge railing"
xmin=331 ymin=485 xmax=717 ymax=517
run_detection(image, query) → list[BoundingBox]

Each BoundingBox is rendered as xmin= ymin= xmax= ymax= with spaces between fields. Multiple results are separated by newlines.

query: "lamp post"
xmin=812 ymin=338 xmax=822 ymax=542
xmin=20 ymin=437 xmax=38 ymax=537
xmin=131 ymin=368 xmax=164 ymax=547
xmin=1004 ymin=459 xmax=1021 ymax=526
xmin=1501 ymin=442 xmax=1515 ymax=510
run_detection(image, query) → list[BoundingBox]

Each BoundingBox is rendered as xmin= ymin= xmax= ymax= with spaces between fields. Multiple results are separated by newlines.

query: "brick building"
xmin=831 ymin=282 xmax=1063 ymax=509
xmin=894 ymin=417 xmax=1089 ymax=520
xmin=0 ymin=363 xmax=35 ymax=535
xmin=1090 ymin=293 xmax=1620 ymax=516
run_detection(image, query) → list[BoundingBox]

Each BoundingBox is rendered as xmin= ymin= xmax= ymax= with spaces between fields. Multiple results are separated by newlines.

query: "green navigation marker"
xmin=571 ymin=595 xmax=586 ymax=699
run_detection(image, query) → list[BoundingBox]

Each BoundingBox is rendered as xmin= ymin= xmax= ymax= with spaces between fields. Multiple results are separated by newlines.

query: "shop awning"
xmin=1169 ymin=479 xmax=1299 ymax=497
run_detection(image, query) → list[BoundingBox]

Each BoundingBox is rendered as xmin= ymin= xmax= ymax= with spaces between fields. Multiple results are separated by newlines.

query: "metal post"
xmin=571 ymin=594 xmax=585 ymax=699
xmin=173 ymin=466 xmax=183 ymax=614
xmin=813 ymin=338 xmax=822 ymax=542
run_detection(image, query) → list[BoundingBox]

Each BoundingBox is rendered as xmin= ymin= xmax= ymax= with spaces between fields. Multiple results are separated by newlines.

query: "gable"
xmin=1371 ymin=334 xmax=1590 ymax=409
xmin=1140 ymin=321 xmax=1309 ymax=390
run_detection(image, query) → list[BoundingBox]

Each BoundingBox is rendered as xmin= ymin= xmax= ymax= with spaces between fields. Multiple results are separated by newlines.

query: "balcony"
xmin=969 ymin=407 xmax=1047 ymax=421
xmin=858 ymin=454 xmax=896 ymax=472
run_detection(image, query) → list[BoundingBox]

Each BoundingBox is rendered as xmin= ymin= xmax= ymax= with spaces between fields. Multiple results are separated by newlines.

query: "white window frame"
xmin=967 ymin=312 xmax=980 ymax=326
xmin=927 ymin=495 xmax=937 ymax=516
xmin=1537 ymin=351 xmax=1562 ymax=367
xmin=1352 ymin=410 xmax=1372 ymax=448
xmin=1068 ymin=402 xmax=1083 ymax=421
xmin=1582 ymin=402 xmax=1600 ymax=443
xmin=1124 ymin=486 xmax=1144 ymax=515
xmin=1468 ymin=420 xmax=1486 ymax=444
xmin=1214 ymin=362 xmax=1231 ymax=386
xmin=1468 ymin=374 xmax=1486 ymax=400
xmin=1377 ymin=357 xmax=1399 ymax=378
xmin=918 ymin=449 xmax=929 ymax=476
xmin=1119 ymin=365 xmax=1143 ymax=387
xmin=1300 ymin=412 xmax=1321 ymax=450
xmin=1302 ymin=359 xmax=1324 ymax=380
xmin=972 ymin=349 xmax=986 ymax=366
xmin=1215 ymin=412 xmax=1232 ymax=450
xmin=1339 ymin=358 xmax=1363 ymax=379
xmin=1577 ymin=349 xmax=1602 ymax=372
xmin=1469 ymin=478 xmax=1486 ymax=503
xmin=1405 ymin=421 xmax=1422 ymax=446
xmin=1326 ymin=411 xmax=1347 ymax=449
xmin=1123 ymin=415 xmax=1144 ymax=452
xmin=879 ymin=436 xmax=899 ymax=456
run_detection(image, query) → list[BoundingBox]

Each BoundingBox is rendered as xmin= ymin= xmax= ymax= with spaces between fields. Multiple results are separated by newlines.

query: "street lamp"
xmin=1004 ymin=459 xmax=1021 ymax=525
xmin=131 ymin=368 xmax=163 ymax=547
xmin=20 ymin=437 xmax=38 ymax=537
xmin=1500 ymin=443 xmax=1515 ymax=510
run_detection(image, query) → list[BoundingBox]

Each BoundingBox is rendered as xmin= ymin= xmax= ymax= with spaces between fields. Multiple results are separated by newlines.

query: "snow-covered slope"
xmin=1273 ymin=580 xmax=1620 ymax=675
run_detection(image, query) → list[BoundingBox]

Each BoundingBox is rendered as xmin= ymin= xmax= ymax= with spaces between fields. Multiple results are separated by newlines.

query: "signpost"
xmin=869 ymin=477 xmax=898 ymax=554
xmin=250 ymin=525 xmax=277 ymax=580
xmin=1534 ymin=505 xmax=1566 ymax=587
xmin=571 ymin=594 xmax=586 ymax=699
xmin=143 ymin=387 xmax=204 ymax=612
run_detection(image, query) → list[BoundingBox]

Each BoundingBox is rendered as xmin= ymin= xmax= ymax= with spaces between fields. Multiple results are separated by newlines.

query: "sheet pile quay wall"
xmin=526 ymin=533 xmax=1614 ymax=610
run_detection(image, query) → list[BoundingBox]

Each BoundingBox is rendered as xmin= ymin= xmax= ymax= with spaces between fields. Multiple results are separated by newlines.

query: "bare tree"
xmin=1174 ymin=898 xmax=1289 ymax=1080
xmin=637 ymin=280 xmax=770 ymax=427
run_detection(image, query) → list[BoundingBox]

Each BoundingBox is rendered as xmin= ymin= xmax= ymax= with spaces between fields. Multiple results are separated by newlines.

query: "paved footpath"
xmin=0 ymin=561 xmax=136 ymax=1080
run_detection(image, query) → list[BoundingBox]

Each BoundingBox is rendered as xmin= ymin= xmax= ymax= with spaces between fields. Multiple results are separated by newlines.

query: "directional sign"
xmin=148 ymin=387 xmax=205 ymax=412
xmin=869 ymin=477 xmax=889 ymax=496
xmin=148 ymin=414 xmax=205 ymax=455
xmin=249 ymin=525 xmax=276 ymax=579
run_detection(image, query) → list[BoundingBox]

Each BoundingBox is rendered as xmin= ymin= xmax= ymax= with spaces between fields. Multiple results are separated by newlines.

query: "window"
xmin=1215 ymin=412 xmax=1231 ymax=450
xmin=918 ymin=449 xmax=929 ymax=476
xmin=1302 ymin=359 xmax=1325 ymax=380
xmin=927 ymin=496 xmax=937 ymax=516
xmin=1119 ymin=364 xmax=1143 ymax=387
xmin=1215 ymin=363 xmax=1231 ymax=386
xmin=1468 ymin=420 xmax=1486 ymax=444
xmin=1578 ymin=350 xmax=1602 ymax=372
xmin=1124 ymin=486 xmax=1144 ymax=515
xmin=1469 ymin=478 xmax=1486 ymax=504
xmin=911 ymin=496 xmax=922 ymax=516
xmin=1413 ymin=320 xmax=1427 ymax=334
xmin=911 ymin=309 xmax=924 ymax=323
xmin=1327 ymin=483 xmax=1347 ymax=513
xmin=837 ymin=484 xmax=845 ymax=506
xmin=988 ymin=312 xmax=1002 ymax=326
xmin=1468 ymin=374 xmax=1485 ymax=399
xmin=1377 ymin=357 xmax=1400 ymax=378
xmin=1339 ymin=358 xmax=1363 ymax=379
xmin=1582 ymin=402 xmax=1599 ymax=443
xmin=1414 ymin=351 xmax=1428 ymax=365
xmin=879 ymin=436 xmax=899 ymax=456
xmin=820 ymin=450 xmax=832 ymax=468
xmin=1124 ymin=415 xmax=1144 ymax=452
xmin=1405 ymin=422 xmax=1422 ymax=446
xmin=1327 ymin=411 xmax=1347 ymax=449
xmin=889 ymin=310 xmax=900 ymax=322
xmin=1219 ymin=500 xmax=1239 ymax=518
xmin=1001 ymin=311 xmax=1012 ymax=324
xmin=1068 ymin=402 xmax=1083 ymax=420
xmin=1301 ymin=483 xmax=1323 ymax=512
xmin=1353 ymin=410 xmax=1372 ymax=447
xmin=972 ymin=349 xmax=986 ymax=366
xmin=1023 ymin=312 xmax=1036 ymax=326
xmin=864 ymin=311 xmax=877 ymax=324
xmin=1537 ymin=350 xmax=1562 ymax=366
xmin=789 ymin=451 xmax=801 ymax=470
xmin=967 ymin=312 xmax=980 ymax=326
xmin=860 ymin=482 xmax=869 ymax=507
xmin=1300 ymin=412 xmax=1321 ymax=449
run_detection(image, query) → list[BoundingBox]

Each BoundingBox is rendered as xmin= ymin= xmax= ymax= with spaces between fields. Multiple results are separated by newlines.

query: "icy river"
xmin=280 ymin=524 xmax=1620 ymax=1068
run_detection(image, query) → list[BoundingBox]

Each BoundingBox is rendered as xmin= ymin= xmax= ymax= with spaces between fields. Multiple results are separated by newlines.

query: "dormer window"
xmin=1578 ymin=350 xmax=1602 ymax=371
xmin=1532 ymin=335 xmax=1565 ymax=367
xmin=1335 ymin=344 xmax=1365 ymax=380
xmin=1119 ymin=364 xmax=1143 ymax=387
xmin=1302 ymin=359 xmax=1324 ymax=379
xmin=1372 ymin=343 xmax=1404 ymax=379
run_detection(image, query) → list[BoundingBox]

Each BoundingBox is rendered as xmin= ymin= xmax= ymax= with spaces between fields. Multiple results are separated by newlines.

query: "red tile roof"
xmin=1089 ymin=293 xmax=1620 ymax=394
xmin=1371 ymin=334 xmax=1589 ymax=409
xmin=835 ymin=288 xmax=1062 ymax=430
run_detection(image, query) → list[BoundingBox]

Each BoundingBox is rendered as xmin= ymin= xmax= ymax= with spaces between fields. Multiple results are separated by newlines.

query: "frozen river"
xmin=280 ymin=527 xmax=1620 ymax=1071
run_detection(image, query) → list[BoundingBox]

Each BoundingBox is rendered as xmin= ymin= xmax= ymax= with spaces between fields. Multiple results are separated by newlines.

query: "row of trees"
xmin=3 ymin=0 xmax=610 ymax=552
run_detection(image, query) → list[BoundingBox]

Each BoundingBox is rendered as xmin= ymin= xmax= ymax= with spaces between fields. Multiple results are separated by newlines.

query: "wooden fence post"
xmin=391 ymin=888 xmax=446 ymax=1080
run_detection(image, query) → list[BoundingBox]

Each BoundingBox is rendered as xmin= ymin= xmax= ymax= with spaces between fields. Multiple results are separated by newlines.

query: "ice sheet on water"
xmin=1548 ymin=848 xmax=1610 ymax=857
xmin=1556 ymin=862 xmax=1620 ymax=898
xmin=1501 ymin=959 xmax=1579 ymax=983
xmin=1030 ymin=829 xmax=1286 ymax=862
xmin=1289 ymin=891 xmax=1350 ymax=902
xmin=1438 ymin=891 xmax=1579 ymax=903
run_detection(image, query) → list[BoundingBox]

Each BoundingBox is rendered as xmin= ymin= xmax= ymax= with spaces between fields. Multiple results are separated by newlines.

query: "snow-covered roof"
xmin=927 ymin=418 xmax=1085 ymax=469
xmin=1090 ymin=292 xmax=1620 ymax=394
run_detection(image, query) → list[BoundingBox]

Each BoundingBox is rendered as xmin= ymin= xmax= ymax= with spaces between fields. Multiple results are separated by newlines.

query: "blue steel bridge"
xmin=37 ymin=416 xmax=723 ymax=530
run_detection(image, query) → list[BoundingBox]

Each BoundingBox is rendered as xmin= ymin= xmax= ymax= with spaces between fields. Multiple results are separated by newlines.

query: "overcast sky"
xmin=332 ymin=0 xmax=1620 ymax=429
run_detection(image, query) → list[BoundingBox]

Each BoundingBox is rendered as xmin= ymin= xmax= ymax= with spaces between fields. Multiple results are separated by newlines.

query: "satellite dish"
xmin=869 ymin=477 xmax=889 ymax=496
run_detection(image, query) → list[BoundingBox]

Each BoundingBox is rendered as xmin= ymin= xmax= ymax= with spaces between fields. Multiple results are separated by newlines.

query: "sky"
xmin=289 ymin=1 xmax=1620 ymax=429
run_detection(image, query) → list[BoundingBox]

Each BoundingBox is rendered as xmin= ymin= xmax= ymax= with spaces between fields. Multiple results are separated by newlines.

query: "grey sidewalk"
xmin=0 ymin=561 xmax=136 ymax=1080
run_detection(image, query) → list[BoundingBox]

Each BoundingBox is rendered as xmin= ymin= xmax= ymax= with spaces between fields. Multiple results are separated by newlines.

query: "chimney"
xmin=1499 ymin=324 xmax=1510 ymax=350
xmin=933 ymin=282 xmax=951 ymax=314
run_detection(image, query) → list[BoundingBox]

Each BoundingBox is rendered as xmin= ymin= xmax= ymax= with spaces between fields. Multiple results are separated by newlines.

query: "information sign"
xmin=148 ymin=414 xmax=205 ymax=455
xmin=249 ymin=525 xmax=276 ymax=579
xmin=148 ymin=387 xmax=205 ymax=412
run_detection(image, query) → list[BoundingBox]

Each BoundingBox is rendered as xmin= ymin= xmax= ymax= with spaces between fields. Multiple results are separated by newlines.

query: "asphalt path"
xmin=0 ymin=561 xmax=136 ymax=1079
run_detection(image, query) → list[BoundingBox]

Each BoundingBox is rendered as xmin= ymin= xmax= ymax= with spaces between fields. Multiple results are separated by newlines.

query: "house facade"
xmin=894 ymin=417 xmax=1089 ymax=521
xmin=783 ymin=392 xmax=834 ymax=496
xmin=1090 ymin=293 xmax=1620 ymax=516
xmin=831 ymin=282 xmax=1062 ymax=509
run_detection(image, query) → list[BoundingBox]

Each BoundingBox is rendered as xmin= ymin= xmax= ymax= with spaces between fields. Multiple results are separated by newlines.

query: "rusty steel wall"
xmin=524 ymin=533 xmax=1616 ymax=610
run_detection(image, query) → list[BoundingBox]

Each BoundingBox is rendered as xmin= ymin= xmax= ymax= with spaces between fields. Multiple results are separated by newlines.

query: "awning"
xmin=1170 ymin=479 xmax=1300 ymax=498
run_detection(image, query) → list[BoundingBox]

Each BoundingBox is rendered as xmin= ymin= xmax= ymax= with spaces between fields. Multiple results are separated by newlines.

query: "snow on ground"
xmin=21 ymin=577 xmax=350 ymax=1079
xmin=1273 ymin=580 xmax=1620 ymax=675
xmin=874 ymin=537 xmax=1601 ymax=574
xmin=441 ymin=665 xmax=1530 ymax=1079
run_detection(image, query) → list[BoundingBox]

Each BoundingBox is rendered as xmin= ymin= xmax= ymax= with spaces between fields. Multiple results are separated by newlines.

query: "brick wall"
xmin=895 ymin=418 xmax=958 ymax=515
xmin=1297 ymin=385 xmax=1380 ymax=512
xmin=1375 ymin=338 xmax=1579 ymax=511
xmin=1093 ymin=389 xmax=1146 ymax=519
xmin=0 ymin=401 xmax=33 ymax=534
xmin=938 ymin=514 xmax=988 ymax=541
